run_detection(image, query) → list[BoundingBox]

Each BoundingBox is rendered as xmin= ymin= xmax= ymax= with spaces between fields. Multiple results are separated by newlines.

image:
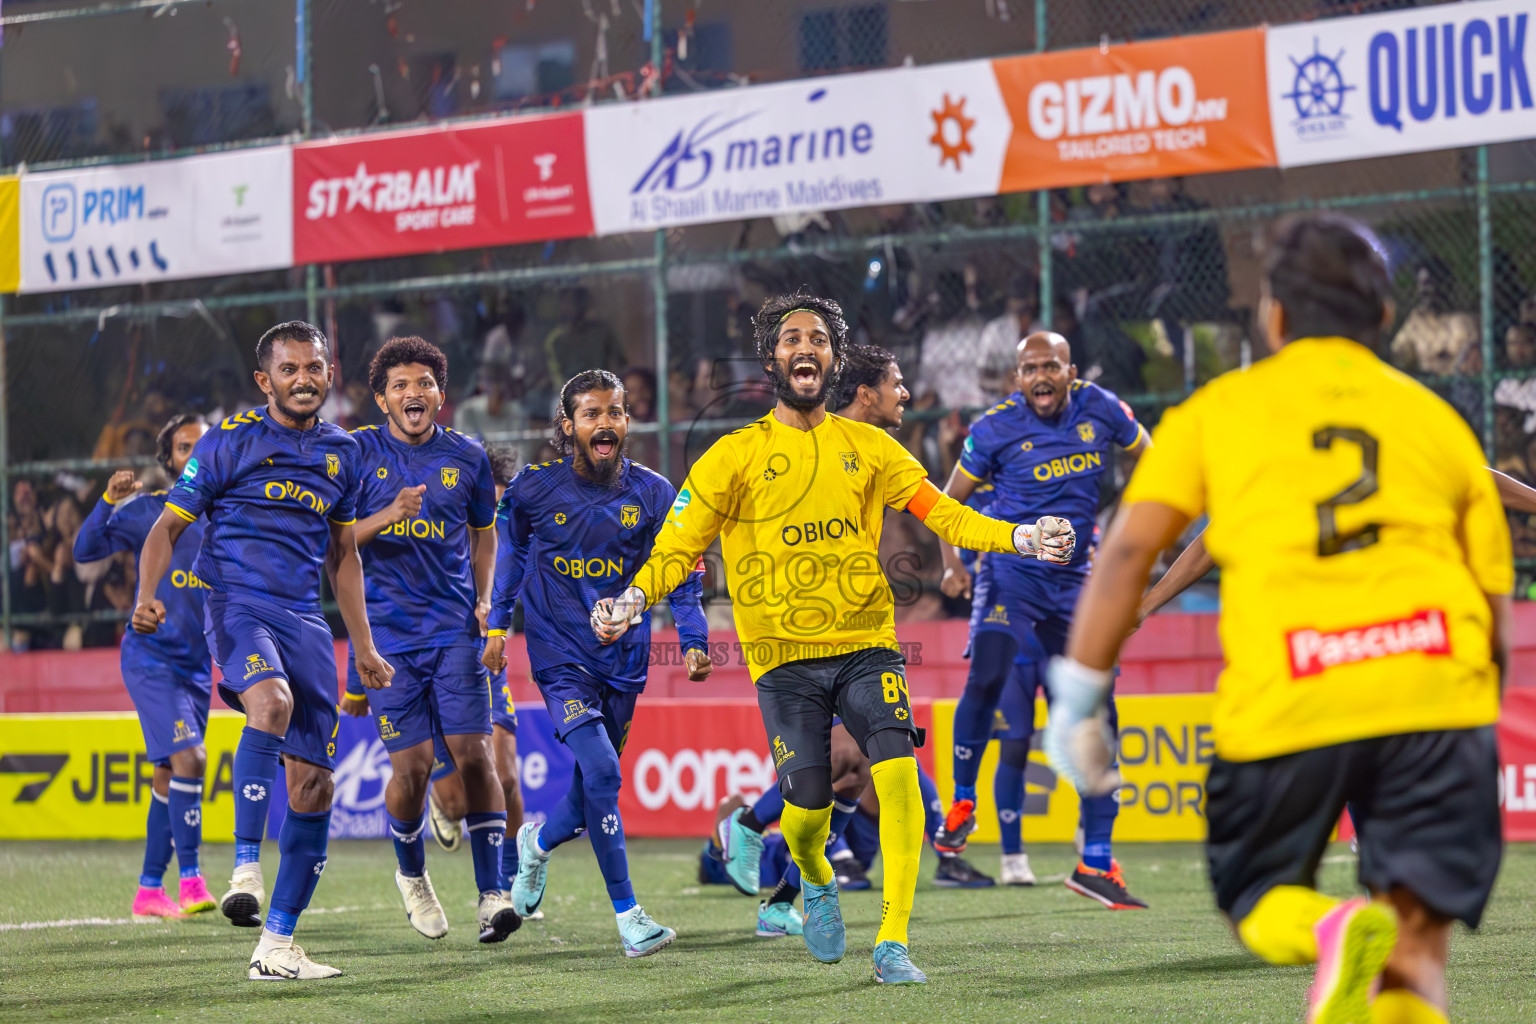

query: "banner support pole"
xmin=1477 ymin=145 xmax=1493 ymax=460
xmin=1034 ymin=0 xmax=1051 ymax=329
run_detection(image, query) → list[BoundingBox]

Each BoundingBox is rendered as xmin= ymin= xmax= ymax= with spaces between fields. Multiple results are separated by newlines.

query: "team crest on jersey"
xmin=326 ymin=453 xmax=340 ymax=478
xmin=1077 ymin=422 xmax=1096 ymax=443
xmin=620 ymin=504 xmax=641 ymax=529
xmin=441 ymin=467 xmax=459 ymax=489
xmin=839 ymin=451 xmax=859 ymax=475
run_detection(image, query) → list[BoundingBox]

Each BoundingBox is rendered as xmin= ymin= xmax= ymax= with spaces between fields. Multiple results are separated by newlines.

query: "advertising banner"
xmin=583 ymin=62 xmax=1012 ymax=235
xmin=18 ymin=148 xmax=293 ymax=294
xmin=1267 ymin=0 xmax=1535 ymax=167
xmin=293 ymin=113 xmax=592 ymax=264
xmin=992 ymin=28 xmax=1275 ymax=192
xmin=0 ymin=176 xmax=18 ymax=293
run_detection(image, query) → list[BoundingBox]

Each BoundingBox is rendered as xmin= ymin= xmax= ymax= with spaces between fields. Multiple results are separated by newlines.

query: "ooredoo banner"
xmin=19 ymin=148 xmax=293 ymax=294
xmin=293 ymin=112 xmax=592 ymax=264
xmin=583 ymin=62 xmax=1012 ymax=235
xmin=992 ymin=28 xmax=1275 ymax=192
xmin=1267 ymin=0 xmax=1535 ymax=168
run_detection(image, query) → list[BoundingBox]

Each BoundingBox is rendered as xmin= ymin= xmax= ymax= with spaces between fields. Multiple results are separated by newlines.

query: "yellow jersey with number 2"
xmin=1122 ymin=336 xmax=1512 ymax=762
xmin=630 ymin=411 xmax=1018 ymax=682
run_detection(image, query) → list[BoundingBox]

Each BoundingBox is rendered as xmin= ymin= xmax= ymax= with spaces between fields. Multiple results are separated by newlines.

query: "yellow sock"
xmin=1372 ymin=990 xmax=1448 ymax=1024
xmin=870 ymin=757 xmax=923 ymax=947
xmin=780 ymin=802 xmax=834 ymax=887
xmin=1237 ymin=885 xmax=1340 ymax=965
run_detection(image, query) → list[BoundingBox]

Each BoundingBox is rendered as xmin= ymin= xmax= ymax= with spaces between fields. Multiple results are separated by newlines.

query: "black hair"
xmin=255 ymin=320 xmax=330 ymax=373
xmin=1264 ymin=212 xmax=1391 ymax=348
xmin=156 ymin=412 xmax=206 ymax=475
xmin=551 ymin=369 xmax=626 ymax=457
xmin=368 ymin=335 xmax=449 ymax=395
xmin=485 ymin=443 xmax=519 ymax=488
xmin=751 ymin=290 xmax=850 ymax=367
xmin=833 ymin=344 xmax=897 ymax=411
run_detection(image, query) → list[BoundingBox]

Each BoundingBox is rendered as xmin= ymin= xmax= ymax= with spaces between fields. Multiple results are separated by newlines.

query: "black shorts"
xmin=755 ymin=646 xmax=916 ymax=780
xmin=1206 ymin=727 xmax=1502 ymax=928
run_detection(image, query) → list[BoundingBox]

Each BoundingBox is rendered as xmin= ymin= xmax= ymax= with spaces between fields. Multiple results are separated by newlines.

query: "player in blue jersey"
xmin=330 ymin=336 xmax=520 ymax=944
xmin=133 ymin=321 xmax=393 ymax=981
xmin=75 ymin=413 xmax=216 ymax=920
xmin=935 ymin=331 xmax=1152 ymax=910
xmin=482 ymin=369 xmax=711 ymax=958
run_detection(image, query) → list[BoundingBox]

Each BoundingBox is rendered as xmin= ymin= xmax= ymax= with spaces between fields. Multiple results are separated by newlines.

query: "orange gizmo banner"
xmin=992 ymin=28 xmax=1275 ymax=191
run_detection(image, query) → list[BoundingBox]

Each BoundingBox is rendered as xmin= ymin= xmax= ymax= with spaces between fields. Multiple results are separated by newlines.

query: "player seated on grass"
xmin=135 ymin=321 xmax=393 ymax=981
xmin=1047 ymin=212 xmax=1509 ymax=1024
xmin=74 ymin=413 xmax=216 ymax=920
xmin=594 ymin=291 xmax=1057 ymax=985
xmin=333 ymin=337 xmax=519 ymax=944
xmin=486 ymin=370 xmax=712 ymax=959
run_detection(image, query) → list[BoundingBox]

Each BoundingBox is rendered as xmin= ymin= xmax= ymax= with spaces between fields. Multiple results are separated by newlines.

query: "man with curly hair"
xmin=592 ymin=291 xmax=1068 ymax=984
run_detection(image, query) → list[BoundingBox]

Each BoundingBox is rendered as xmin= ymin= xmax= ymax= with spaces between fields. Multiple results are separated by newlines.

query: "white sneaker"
xmin=248 ymin=940 xmax=341 ymax=980
xmin=1000 ymin=853 xmax=1037 ymax=886
xmin=427 ymin=790 xmax=461 ymax=852
xmin=477 ymin=891 xmax=522 ymax=944
xmin=221 ymin=865 xmax=265 ymax=928
xmin=395 ymin=870 xmax=448 ymax=939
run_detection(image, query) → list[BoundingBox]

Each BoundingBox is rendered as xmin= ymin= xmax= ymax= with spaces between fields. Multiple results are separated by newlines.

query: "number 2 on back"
xmin=1313 ymin=427 xmax=1381 ymax=557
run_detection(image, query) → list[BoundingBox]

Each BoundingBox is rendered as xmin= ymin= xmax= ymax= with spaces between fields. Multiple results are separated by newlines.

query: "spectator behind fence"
xmin=1389 ymin=257 xmax=1479 ymax=375
xmin=93 ymin=387 xmax=172 ymax=460
xmin=917 ymin=267 xmax=989 ymax=412
xmin=621 ymin=366 xmax=660 ymax=469
xmin=1506 ymin=323 xmax=1536 ymax=371
xmin=1138 ymin=177 xmax=1232 ymax=362
xmin=977 ymin=273 xmax=1038 ymax=403
xmin=455 ymin=361 xmax=528 ymax=469
xmin=544 ymin=286 xmax=624 ymax=386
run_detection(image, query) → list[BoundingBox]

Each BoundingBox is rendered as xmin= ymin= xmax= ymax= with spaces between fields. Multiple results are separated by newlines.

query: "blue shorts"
xmin=207 ymin=592 xmax=339 ymax=771
xmin=122 ymin=646 xmax=213 ymax=765
xmin=535 ymin=663 xmax=640 ymax=749
xmin=489 ymin=667 xmax=518 ymax=734
xmin=365 ymin=644 xmax=490 ymax=754
xmin=970 ymin=555 xmax=1085 ymax=658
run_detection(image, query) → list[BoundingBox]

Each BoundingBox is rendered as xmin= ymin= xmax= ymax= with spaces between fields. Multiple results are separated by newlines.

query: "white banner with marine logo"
xmin=19 ymin=147 xmax=293 ymax=293
xmin=582 ymin=61 xmax=1011 ymax=235
xmin=1266 ymin=0 xmax=1536 ymax=168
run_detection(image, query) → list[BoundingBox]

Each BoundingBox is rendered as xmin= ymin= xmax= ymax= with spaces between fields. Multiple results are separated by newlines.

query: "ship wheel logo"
xmin=929 ymin=94 xmax=976 ymax=170
xmin=1282 ymin=38 xmax=1355 ymax=122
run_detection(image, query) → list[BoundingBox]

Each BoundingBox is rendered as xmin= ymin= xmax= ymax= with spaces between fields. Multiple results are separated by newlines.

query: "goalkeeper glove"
xmin=590 ymin=585 xmax=646 ymax=645
xmin=1012 ymin=515 xmax=1076 ymax=564
xmin=1042 ymin=656 xmax=1121 ymax=796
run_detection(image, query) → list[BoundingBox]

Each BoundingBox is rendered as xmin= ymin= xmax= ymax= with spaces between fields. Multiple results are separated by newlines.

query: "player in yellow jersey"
xmin=1045 ymin=213 xmax=1509 ymax=1024
xmin=591 ymin=291 xmax=1067 ymax=985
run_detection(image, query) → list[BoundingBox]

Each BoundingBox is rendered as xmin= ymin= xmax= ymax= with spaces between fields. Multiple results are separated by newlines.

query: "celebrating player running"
xmin=1047 ymin=212 xmax=1509 ymax=1024
xmin=133 ymin=321 xmax=392 ymax=981
xmin=591 ymin=291 xmax=1062 ymax=985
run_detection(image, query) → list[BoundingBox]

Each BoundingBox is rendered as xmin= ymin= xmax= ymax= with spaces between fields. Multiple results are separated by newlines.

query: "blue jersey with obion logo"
xmin=487 ymin=457 xmax=707 ymax=692
xmin=166 ymin=410 xmax=361 ymax=612
xmin=957 ymin=381 xmax=1144 ymax=571
xmin=350 ymin=424 xmax=497 ymax=655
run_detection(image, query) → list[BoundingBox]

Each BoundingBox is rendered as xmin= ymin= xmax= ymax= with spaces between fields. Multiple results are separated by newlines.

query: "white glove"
xmin=1042 ymin=656 xmax=1121 ymax=797
xmin=590 ymin=585 xmax=646 ymax=645
xmin=1012 ymin=516 xmax=1076 ymax=564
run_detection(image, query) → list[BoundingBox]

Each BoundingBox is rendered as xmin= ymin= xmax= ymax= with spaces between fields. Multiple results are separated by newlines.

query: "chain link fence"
xmin=3 ymin=0 xmax=1535 ymax=648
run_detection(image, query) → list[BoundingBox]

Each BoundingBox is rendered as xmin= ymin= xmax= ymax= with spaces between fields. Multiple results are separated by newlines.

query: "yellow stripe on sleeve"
xmin=956 ymin=463 xmax=984 ymax=482
xmin=328 ymin=517 xmax=357 ymax=526
xmin=164 ymin=502 xmax=196 ymax=522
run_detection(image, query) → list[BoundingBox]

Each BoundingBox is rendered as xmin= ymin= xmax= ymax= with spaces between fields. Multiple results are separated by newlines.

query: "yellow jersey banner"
xmin=0 ymin=712 xmax=246 ymax=840
xmin=0 ymin=176 xmax=19 ymax=294
xmin=931 ymin=694 xmax=1217 ymax=842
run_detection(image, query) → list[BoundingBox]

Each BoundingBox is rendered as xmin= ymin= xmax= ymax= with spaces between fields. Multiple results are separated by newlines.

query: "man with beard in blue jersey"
xmin=134 ymin=321 xmax=393 ymax=980
xmin=339 ymin=336 xmax=519 ymax=944
xmin=75 ymin=413 xmax=215 ymax=920
xmin=936 ymin=331 xmax=1152 ymax=910
xmin=482 ymin=369 xmax=711 ymax=959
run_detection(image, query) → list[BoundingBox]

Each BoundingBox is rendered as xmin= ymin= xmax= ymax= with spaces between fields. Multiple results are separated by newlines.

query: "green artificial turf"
xmin=1 ymin=840 xmax=1531 ymax=1023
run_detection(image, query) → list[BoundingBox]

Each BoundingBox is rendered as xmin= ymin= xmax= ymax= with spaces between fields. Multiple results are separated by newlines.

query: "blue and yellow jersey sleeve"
xmin=957 ymin=402 xmax=1010 ymax=482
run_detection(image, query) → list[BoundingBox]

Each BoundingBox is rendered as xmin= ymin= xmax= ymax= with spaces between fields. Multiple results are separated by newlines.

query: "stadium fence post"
xmin=297 ymin=0 xmax=313 ymax=138
xmin=1476 ymin=145 xmax=1494 ymax=460
xmin=1034 ymin=0 xmax=1051 ymax=329
xmin=653 ymin=229 xmax=670 ymax=482
xmin=0 ymin=293 xmax=10 ymax=646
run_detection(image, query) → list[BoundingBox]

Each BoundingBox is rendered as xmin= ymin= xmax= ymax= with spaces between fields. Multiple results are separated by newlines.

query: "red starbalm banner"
xmin=292 ymin=113 xmax=593 ymax=264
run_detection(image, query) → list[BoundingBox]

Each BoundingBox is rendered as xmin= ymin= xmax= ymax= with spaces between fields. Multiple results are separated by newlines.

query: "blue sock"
xmin=140 ymin=791 xmax=173 ymax=888
xmin=829 ymin=796 xmax=858 ymax=841
xmin=465 ymin=812 xmax=508 ymax=895
xmin=233 ymin=726 xmax=282 ymax=863
xmin=748 ymin=785 xmax=786 ymax=830
xmin=994 ymin=762 xmax=1026 ymax=856
xmin=952 ymin=632 xmax=1016 ymax=792
xmin=167 ymin=775 xmax=204 ymax=878
xmin=953 ymin=782 xmax=978 ymax=805
xmin=387 ymin=809 xmax=427 ymax=877
xmin=1081 ymin=790 xmax=1118 ymax=871
xmin=917 ymin=764 xmax=943 ymax=840
xmin=540 ymin=761 xmax=586 ymax=852
xmin=564 ymin=722 xmax=635 ymax=913
xmin=265 ymin=808 xmax=330 ymax=936
xmin=499 ymin=821 xmax=520 ymax=892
